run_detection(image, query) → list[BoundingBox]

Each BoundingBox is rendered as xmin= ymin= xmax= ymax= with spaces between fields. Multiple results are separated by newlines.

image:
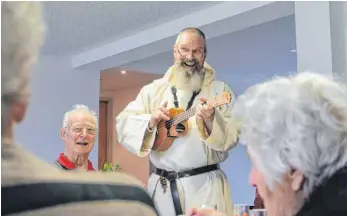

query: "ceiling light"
xmin=120 ymin=70 xmax=127 ymax=74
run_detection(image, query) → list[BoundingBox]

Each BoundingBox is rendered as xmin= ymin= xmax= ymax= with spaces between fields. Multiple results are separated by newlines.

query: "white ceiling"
xmin=41 ymin=1 xmax=222 ymax=55
xmin=40 ymin=1 xmax=298 ymax=94
xmin=121 ymin=15 xmax=297 ymax=76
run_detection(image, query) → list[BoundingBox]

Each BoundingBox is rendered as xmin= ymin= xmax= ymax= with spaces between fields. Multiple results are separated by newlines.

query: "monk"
xmin=116 ymin=27 xmax=239 ymax=216
xmin=56 ymin=104 xmax=98 ymax=171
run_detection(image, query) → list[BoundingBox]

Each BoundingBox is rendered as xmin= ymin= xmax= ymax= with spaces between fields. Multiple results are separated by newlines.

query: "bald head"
xmin=175 ymin=27 xmax=207 ymax=54
xmin=173 ymin=27 xmax=207 ymax=70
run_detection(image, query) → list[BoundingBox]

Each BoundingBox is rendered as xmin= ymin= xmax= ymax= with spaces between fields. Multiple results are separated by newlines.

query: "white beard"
xmin=172 ymin=64 xmax=204 ymax=92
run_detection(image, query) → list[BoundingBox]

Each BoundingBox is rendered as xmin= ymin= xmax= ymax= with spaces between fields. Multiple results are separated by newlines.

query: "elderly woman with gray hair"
xmin=189 ymin=72 xmax=347 ymax=216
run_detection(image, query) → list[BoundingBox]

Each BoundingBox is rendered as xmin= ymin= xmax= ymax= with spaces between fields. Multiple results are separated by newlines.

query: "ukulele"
xmin=152 ymin=91 xmax=232 ymax=151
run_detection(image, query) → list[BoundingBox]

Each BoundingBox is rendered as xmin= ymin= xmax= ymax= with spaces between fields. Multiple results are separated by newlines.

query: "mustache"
xmin=180 ymin=59 xmax=198 ymax=66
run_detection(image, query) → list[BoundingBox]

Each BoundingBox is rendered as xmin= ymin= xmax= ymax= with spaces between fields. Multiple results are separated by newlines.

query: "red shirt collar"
xmin=57 ymin=153 xmax=95 ymax=171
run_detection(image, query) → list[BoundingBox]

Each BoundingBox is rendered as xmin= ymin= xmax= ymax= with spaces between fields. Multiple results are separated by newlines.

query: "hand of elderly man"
xmin=196 ymin=97 xmax=215 ymax=121
xmin=187 ymin=208 xmax=227 ymax=216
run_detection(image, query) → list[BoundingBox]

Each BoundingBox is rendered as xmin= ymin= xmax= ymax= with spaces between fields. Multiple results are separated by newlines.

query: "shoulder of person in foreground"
xmin=2 ymin=144 xmax=158 ymax=216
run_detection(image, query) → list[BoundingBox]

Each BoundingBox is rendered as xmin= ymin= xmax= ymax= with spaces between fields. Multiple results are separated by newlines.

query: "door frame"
xmin=99 ymin=96 xmax=114 ymax=169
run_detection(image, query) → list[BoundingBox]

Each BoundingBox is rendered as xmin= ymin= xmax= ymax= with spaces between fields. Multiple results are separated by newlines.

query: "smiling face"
xmin=61 ymin=110 xmax=97 ymax=155
xmin=172 ymin=31 xmax=206 ymax=91
xmin=174 ymin=31 xmax=205 ymax=75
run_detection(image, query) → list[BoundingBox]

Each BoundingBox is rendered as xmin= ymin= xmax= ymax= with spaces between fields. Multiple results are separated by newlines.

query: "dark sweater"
xmin=296 ymin=167 xmax=347 ymax=216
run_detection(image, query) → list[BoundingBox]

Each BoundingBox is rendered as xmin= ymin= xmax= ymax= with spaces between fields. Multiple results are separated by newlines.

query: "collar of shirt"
xmin=57 ymin=153 xmax=95 ymax=171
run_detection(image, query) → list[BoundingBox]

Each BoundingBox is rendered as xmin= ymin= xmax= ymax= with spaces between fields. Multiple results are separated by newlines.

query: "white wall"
xmin=15 ymin=55 xmax=100 ymax=165
xmin=330 ymin=1 xmax=347 ymax=82
xmin=295 ymin=1 xmax=347 ymax=81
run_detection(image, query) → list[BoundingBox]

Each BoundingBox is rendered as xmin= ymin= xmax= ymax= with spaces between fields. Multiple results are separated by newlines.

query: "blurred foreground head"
xmin=233 ymin=72 xmax=347 ymax=216
xmin=1 ymin=1 xmax=45 ymax=139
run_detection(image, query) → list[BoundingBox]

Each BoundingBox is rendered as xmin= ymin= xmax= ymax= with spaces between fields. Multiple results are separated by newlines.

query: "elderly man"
xmin=189 ymin=72 xmax=347 ymax=216
xmin=116 ymin=27 xmax=239 ymax=216
xmin=55 ymin=104 xmax=98 ymax=171
xmin=1 ymin=2 xmax=157 ymax=216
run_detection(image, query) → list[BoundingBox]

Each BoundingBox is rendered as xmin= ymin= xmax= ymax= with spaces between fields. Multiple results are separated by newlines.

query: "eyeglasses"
xmin=176 ymin=45 xmax=205 ymax=58
xmin=71 ymin=126 xmax=97 ymax=136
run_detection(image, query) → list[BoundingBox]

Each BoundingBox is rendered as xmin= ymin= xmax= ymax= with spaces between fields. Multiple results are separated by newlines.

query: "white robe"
xmin=116 ymin=63 xmax=240 ymax=216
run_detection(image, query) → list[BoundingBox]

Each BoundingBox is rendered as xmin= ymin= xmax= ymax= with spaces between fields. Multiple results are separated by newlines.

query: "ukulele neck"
xmin=171 ymin=107 xmax=196 ymax=125
xmin=168 ymin=91 xmax=231 ymax=126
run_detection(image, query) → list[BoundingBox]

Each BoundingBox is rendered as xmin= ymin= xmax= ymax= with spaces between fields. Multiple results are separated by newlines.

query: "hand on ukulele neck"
xmin=196 ymin=97 xmax=215 ymax=121
xmin=148 ymin=100 xmax=170 ymax=129
xmin=196 ymin=97 xmax=215 ymax=135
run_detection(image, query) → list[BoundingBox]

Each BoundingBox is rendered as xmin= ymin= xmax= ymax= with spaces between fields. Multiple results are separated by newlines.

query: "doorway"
xmin=98 ymin=100 xmax=108 ymax=170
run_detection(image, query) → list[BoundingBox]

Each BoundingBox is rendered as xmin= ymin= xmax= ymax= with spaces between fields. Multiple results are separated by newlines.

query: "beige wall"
xmin=100 ymin=86 xmax=150 ymax=186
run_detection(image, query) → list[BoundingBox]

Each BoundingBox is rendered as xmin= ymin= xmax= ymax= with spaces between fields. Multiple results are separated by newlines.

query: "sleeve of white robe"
xmin=197 ymin=82 xmax=240 ymax=152
xmin=115 ymin=85 xmax=156 ymax=157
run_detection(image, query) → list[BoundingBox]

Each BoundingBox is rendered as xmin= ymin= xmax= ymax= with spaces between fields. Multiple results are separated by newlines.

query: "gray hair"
xmin=62 ymin=104 xmax=98 ymax=129
xmin=1 ymin=1 xmax=44 ymax=101
xmin=232 ymin=72 xmax=347 ymax=198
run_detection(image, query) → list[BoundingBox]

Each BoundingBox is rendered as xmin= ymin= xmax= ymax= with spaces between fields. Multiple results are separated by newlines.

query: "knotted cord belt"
xmin=152 ymin=164 xmax=220 ymax=215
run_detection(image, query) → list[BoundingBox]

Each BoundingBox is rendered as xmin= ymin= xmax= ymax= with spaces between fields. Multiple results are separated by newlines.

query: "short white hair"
xmin=1 ymin=1 xmax=44 ymax=100
xmin=62 ymin=104 xmax=98 ymax=129
xmin=232 ymin=72 xmax=347 ymax=198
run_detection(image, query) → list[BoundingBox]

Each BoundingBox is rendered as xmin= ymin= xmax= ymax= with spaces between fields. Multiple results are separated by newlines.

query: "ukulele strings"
xmin=157 ymin=108 xmax=196 ymax=130
xmin=156 ymin=98 xmax=224 ymax=130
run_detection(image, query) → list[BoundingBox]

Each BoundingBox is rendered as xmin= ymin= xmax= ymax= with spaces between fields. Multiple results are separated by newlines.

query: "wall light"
xmin=120 ymin=70 xmax=127 ymax=74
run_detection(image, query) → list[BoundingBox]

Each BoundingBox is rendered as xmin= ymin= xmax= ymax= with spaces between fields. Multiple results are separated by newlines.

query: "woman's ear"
xmin=290 ymin=169 xmax=305 ymax=192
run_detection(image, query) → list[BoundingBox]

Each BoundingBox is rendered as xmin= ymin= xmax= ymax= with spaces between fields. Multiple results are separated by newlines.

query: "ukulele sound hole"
xmin=175 ymin=123 xmax=186 ymax=133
